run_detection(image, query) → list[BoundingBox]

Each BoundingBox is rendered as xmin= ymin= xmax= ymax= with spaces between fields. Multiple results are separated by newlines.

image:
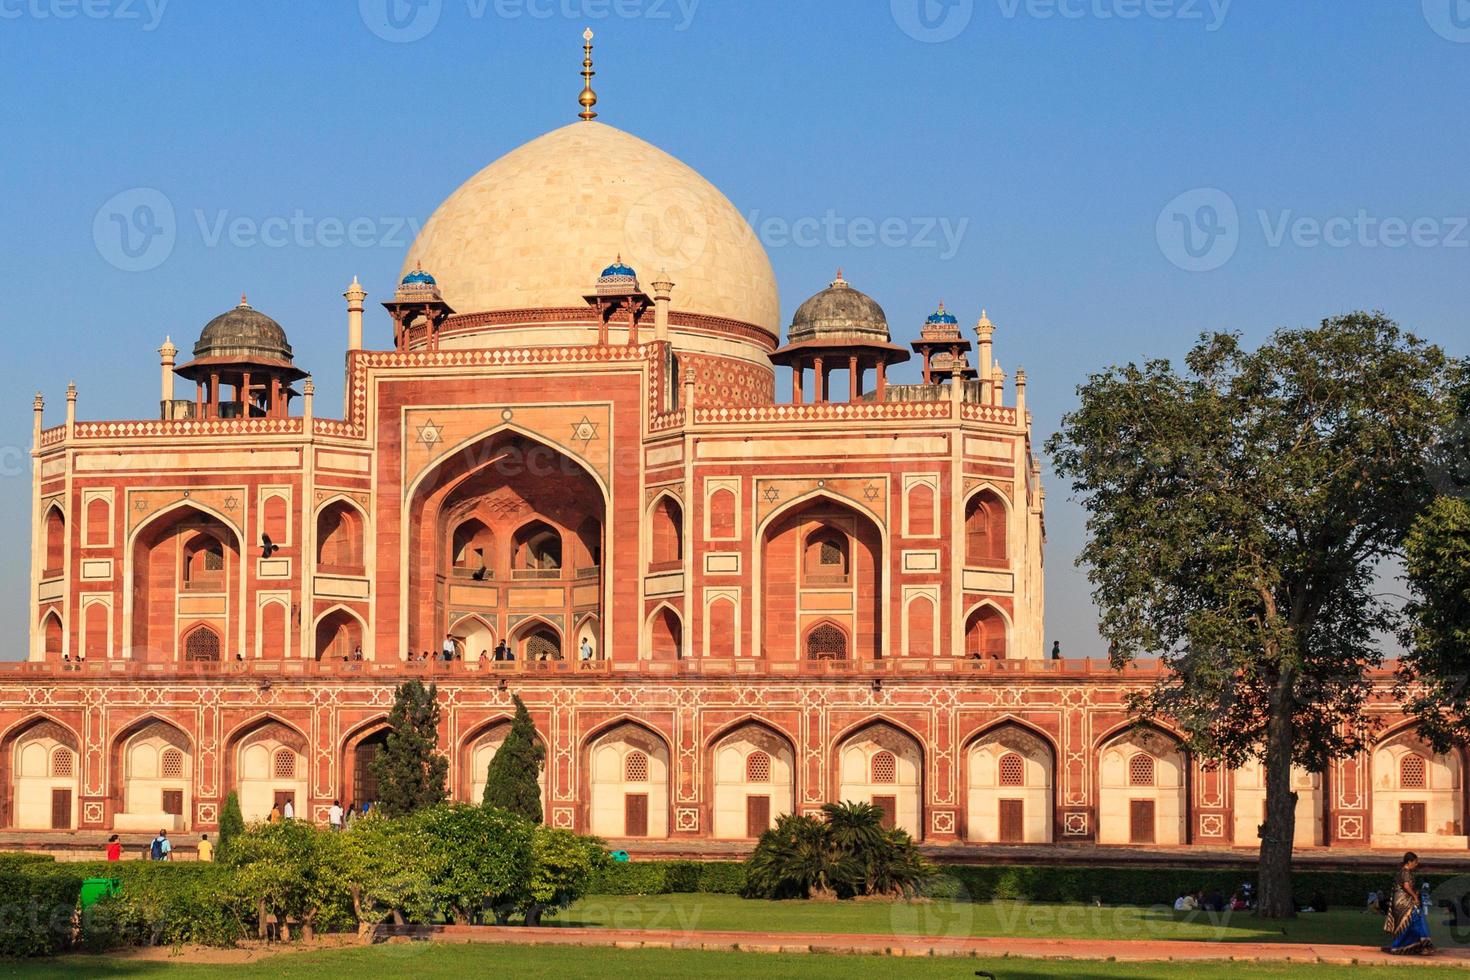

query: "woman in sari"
xmin=1383 ymin=851 xmax=1433 ymax=955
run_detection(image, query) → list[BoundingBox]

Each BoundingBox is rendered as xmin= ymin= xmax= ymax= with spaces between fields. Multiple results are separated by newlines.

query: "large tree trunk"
xmin=1257 ymin=695 xmax=1299 ymax=918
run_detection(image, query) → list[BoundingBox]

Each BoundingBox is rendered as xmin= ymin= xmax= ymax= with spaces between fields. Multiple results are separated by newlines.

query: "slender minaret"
xmin=976 ymin=310 xmax=996 ymax=405
xmin=579 ymin=28 xmax=598 ymax=121
xmin=65 ymin=382 xmax=77 ymax=434
xmin=31 ymin=392 xmax=43 ymax=451
xmin=652 ymin=270 xmax=674 ymax=343
xmin=345 ymin=276 xmax=366 ymax=352
xmin=158 ymin=336 xmax=178 ymax=419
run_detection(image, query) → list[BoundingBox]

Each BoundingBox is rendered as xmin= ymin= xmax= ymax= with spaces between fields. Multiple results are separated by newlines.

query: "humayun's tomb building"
xmin=2 ymin=37 xmax=1462 ymax=854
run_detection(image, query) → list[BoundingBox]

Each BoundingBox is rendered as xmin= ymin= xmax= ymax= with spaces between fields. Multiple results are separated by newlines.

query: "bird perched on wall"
xmin=472 ymin=566 xmax=488 ymax=581
xmin=261 ymin=533 xmax=280 ymax=559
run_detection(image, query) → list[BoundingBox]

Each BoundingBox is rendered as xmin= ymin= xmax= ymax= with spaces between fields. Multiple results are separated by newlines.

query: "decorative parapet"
xmin=694 ymin=400 xmax=952 ymax=425
xmin=39 ymin=425 xmax=66 ymax=447
xmin=59 ymin=417 xmax=306 ymax=442
xmin=649 ymin=411 xmax=685 ymax=432
xmin=960 ymin=403 xmax=1018 ymax=426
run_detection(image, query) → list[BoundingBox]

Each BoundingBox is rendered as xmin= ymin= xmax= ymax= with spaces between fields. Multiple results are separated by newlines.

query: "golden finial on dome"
xmin=579 ymin=28 xmax=598 ymax=121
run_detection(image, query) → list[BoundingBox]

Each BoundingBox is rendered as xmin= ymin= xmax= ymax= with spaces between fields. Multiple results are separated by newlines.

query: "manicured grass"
xmin=10 ymin=944 xmax=1464 ymax=980
xmin=558 ymin=893 xmax=1392 ymax=946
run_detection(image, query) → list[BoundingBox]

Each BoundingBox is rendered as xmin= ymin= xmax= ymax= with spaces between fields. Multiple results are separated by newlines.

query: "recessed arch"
xmin=339 ymin=715 xmax=392 ymax=809
xmin=313 ymin=604 xmax=366 ymax=662
xmin=584 ymin=718 xmax=672 ymax=839
xmin=963 ymin=484 xmax=1011 ymax=567
xmin=509 ymin=616 xmax=563 ymax=661
xmin=2 ymin=715 xmax=81 ymax=830
xmin=125 ymin=502 xmax=242 ymax=663
xmin=1096 ymin=723 xmax=1187 ymax=845
xmin=963 ymin=600 xmax=1012 ymax=660
xmin=41 ymin=502 xmax=66 ymax=578
xmin=404 ymin=425 xmax=610 ymax=659
xmin=223 ymin=714 xmax=309 ymax=823
xmin=708 ymin=719 xmax=797 ymax=839
xmin=756 ymin=489 xmax=888 ymax=663
xmin=38 ymin=610 xmax=63 ymax=662
xmin=449 ymin=613 xmax=496 ymax=662
xmin=644 ymin=602 xmax=684 ymax=661
xmin=109 ymin=715 xmax=194 ymax=831
xmin=316 ymin=496 xmax=368 ymax=574
xmin=648 ymin=491 xmax=684 ymax=568
xmin=834 ymin=718 xmax=924 ymax=839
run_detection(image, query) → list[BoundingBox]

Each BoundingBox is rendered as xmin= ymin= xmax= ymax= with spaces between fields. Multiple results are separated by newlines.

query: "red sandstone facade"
xmin=4 ymin=111 xmax=1462 ymax=852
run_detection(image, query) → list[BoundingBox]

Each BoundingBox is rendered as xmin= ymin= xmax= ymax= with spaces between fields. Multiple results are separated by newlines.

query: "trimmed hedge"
xmin=586 ymin=859 xmax=1457 ymax=911
xmin=0 ymin=859 xmax=83 ymax=957
xmin=67 ymin=861 xmax=245 ymax=950
xmin=588 ymin=861 xmax=746 ymax=896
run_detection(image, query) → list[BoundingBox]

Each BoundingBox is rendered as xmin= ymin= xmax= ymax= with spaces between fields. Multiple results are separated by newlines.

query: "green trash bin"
xmin=79 ymin=877 xmax=121 ymax=910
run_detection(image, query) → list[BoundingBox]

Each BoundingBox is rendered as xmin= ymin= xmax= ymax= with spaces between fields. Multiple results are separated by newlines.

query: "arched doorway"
xmin=450 ymin=615 xmax=495 ymax=663
xmin=646 ymin=606 xmax=683 ymax=661
xmin=711 ymin=723 xmax=795 ymax=839
xmin=761 ymin=496 xmax=883 ymax=662
xmin=5 ymin=719 xmax=79 ymax=830
xmin=587 ymin=723 xmax=670 ymax=838
xmin=346 ymin=726 xmax=390 ymax=810
xmin=964 ymin=604 xmax=1009 ymax=660
xmin=113 ymin=719 xmax=193 ymax=831
xmin=1370 ymin=730 xmax=1466 ymax=847
xmin=1097 ymin=727 xmax=1187 ymax=845
xmin=836 ymin=722 xmax=923 ymax=838
xmin=227 ymin=720 xmax=309 ymax=822
xmin=966 ymin=724 xmax=1054 ymax=843
xmin=407 ymin=432 xmax=606 ymax=661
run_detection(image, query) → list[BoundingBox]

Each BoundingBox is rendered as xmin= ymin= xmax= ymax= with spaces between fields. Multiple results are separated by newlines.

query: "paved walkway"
xmin=398 ymin=923 xmax=1470 ymax=967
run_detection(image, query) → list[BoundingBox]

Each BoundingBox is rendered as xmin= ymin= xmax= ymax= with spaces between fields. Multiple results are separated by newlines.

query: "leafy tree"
xmin=1400 ymin=363 xmax=1470 ymax=746
xmin=419 ymin=805 xmax=534 ymax=925
xmin=225 ymin=820 xmax=352 ymax=939
xmin=371 ymin=680 xmax=449 ymax=817
xmin=341 ymin=812 xmax=437 ymax=930
xmin=482 ymin=695 xmax=546 ymax=823
xmin=217 ymin=791 xmax=245 ymax=857
xmin=1047 ymin=314 xmax=1453 ymax=917
xmin=518 ymin=826 xmax=610 ymax=925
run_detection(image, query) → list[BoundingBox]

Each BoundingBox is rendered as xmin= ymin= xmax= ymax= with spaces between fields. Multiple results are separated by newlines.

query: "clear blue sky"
xmin=0 ymin=0 xmax=1466 ymax=658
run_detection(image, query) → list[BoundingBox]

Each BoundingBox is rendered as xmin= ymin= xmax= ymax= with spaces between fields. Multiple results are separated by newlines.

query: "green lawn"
xmin=11 ymin=945 xmax=1464 ymax=980
xmin=557 ymin=893 xmax=1393 ymax=947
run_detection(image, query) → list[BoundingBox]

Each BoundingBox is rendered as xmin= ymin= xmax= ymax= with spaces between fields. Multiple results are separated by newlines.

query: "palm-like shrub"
xmin=744 ymin=803 xmax=930 ymax=900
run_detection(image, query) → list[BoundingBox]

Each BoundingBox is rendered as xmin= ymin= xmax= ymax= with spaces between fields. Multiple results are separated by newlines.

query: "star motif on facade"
xmin=133 ymin=499 xmax=150 ymax=512
xmin=863 ymin=482 xmax=880 ymax=501
xmin=762 ymin=486 xmax=781 ymax=503
xmin=223 ymin=496 xmax=238 ymax=511
xmin=415 ymin=419 xmax=444 ymax=450
xmin=570 ymin=416 xmax=600 ymax=448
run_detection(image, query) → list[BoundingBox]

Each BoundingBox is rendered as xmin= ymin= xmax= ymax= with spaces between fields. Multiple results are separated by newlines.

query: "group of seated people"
xmin=1173 ymin=884 xmax=1254 ymax=913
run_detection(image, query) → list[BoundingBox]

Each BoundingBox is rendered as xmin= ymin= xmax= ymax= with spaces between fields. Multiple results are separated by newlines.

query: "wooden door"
xmin=746 ymin=795 xmax=771 ymax=838
xmin=998 ymin=799 xmax=1024 ymax=843
xmin=873 ymin=795 xmax=897 ymax=831
xmin=1401 ymin=802 xmax=1427 ymax=835
xmin=162 ymin=790 xmax=184 ymax=817
xmin=624 ymin=793 xmax=649 ymax=837
xmin=274 ymin=790 xmax=296 ymax=814
xmin=50 ymin=789 xmax=71 ymax=830
xmin=1129 ymin=799 xmax=1155 ymax=844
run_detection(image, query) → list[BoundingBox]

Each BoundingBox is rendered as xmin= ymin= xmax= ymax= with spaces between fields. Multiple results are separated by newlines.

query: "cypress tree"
xmin=218 ymin=790 xmax=245 ymax=855
xmin=482 ymin=694 xmax=545 ymax=823
xmin=371 ymin=680 xmax=449 ymax=817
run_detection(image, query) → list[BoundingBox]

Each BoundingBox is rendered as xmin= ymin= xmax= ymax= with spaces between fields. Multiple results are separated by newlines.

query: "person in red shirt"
xmin=105 ymin=834 xmax=121 ymax=862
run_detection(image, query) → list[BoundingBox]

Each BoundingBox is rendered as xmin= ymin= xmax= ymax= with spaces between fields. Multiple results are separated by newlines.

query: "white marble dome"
xmin=402 ymin=122 xmax=780 ymax=336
